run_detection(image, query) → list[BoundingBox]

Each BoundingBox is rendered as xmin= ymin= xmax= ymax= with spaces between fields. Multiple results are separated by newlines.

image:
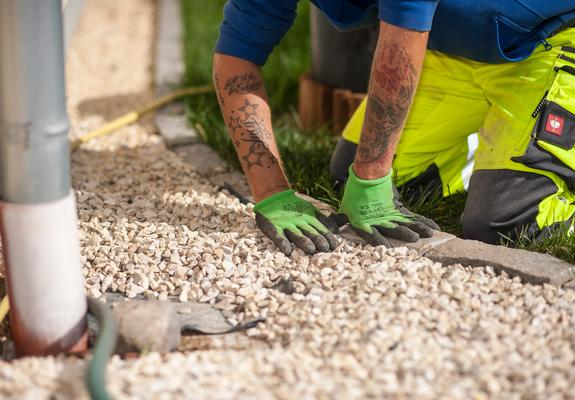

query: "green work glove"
xmin=253 ymin=189 xmax=339 ymax=256
xmin=336 ymin=167 xmax=440 ymax=247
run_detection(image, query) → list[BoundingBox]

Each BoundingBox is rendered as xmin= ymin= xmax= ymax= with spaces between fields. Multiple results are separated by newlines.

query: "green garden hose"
xmin=87 ymin=297 xmax=118 ymax=400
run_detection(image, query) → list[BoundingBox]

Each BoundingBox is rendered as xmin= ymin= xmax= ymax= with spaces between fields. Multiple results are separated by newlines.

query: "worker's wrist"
xmin=253 ymin=189 xmax=295 ymax=211
xmin=347 ymin=166 xmax=391 ymax=187
xmin=252 ymin=183 xmax=291 ymax=203
xmin=351 ymin=160 xmax=392 ymax=180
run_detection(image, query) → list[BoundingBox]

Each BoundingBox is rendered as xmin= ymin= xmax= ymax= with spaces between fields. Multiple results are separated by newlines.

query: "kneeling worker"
xmin=330 ymin=2 xmax=575 ymax=244
xmin=213 ymin=0 xmax=440 ymax=255
xmin=213 ymin=1 xmax=575 ymax=254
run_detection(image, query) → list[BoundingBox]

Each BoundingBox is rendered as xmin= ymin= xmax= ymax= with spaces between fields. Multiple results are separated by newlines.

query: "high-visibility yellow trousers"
xmin=332 ymin=28 xmax=575 ymax=243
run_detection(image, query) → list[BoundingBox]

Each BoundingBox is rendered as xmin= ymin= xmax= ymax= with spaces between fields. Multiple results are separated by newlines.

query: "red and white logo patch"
xmin=545 ymin=114 xmax=564 ymax=136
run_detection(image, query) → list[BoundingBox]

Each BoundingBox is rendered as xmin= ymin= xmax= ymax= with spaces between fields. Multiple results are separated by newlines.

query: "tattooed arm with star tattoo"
xmin=213 ymin=54 xmax=288 ymax=201
xmin=213 ymin=54 xmax=338 ymax=255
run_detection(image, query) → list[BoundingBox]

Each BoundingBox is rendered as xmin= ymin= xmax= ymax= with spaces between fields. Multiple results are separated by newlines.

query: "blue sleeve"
xmin=378 ymin=0 xmax=439 ymax=32
xmin=215 ymin=0 xmax=299 ymax=66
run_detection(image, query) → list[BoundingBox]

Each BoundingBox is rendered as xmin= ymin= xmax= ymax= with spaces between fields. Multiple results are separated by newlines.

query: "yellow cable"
xmin=0 ymin=295 xmax=9 ymax=325
xmin=70 ymin=84 xmax=213 ymax=150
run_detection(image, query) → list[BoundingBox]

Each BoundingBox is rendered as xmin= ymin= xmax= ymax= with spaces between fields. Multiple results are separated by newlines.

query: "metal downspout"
xmin=0 ymin=0 xmax=87 ymax=355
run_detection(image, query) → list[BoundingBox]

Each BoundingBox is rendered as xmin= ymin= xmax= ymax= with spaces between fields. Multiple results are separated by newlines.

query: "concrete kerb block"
xmin=169 ymin=145 xmax=575 ymax=287
xmin=156 ymin=112 xmax=200 ymax=148
xmin=341 ymin=225 xmax=575 ymax=287
xmin=155 ymin=0 xmax=184 ymax=92
xmin=155 ymin=0 xmax=199 ymax=148
xmin=173 ymin=144 xmax=228 ymax=177
xmin=171 ymin=142 xmax=575 ymax=287
xmin=102 ymin=292 xmax=264 ymax=353
xmin=112 ymin=300 xmax=181 ymax=353
xmin=424 ymin=238 xmax=575 ymax=286
xmin=210 ymin=171 xmax=254 ymax=203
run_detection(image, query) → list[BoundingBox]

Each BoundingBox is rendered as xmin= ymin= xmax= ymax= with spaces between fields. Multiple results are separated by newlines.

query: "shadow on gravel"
xmin=77 ymin=92 xmax=154 ymax=121
xmin=70 ymin=145 xmax=254 ymax=236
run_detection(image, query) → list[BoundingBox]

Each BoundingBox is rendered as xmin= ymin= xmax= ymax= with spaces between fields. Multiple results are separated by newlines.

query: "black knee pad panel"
xmin=462 ymin=169 xmax=557 ymax=244
xmin=329 ymin=138 xmax=357 ymax=192
xmin=397 ymin=163 xmax=443 ymax=203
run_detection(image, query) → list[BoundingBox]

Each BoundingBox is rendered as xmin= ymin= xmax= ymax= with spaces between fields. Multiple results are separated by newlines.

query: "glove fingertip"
xmin=418 ymin=227 xmax=434 ymax=238
xmin=324 ymin=231 xmax=339 ymax=250
xmin=330 ymin=213 xmax=350 ymax=228
xmin=376 ymin=225 xmax=420 ymax=243
xmin=413 ymin=215 xmax=441 ymax=231
xmin=278 ymin=239 xmax=293 ymax=256
xmin=303 ymin=231 xmax=330 ymax=253
xmin=315 ymin=211 xmax=340 ymax=233
xmin=255 ymin=213 xmax=293 ymax=255
xmin=285 ymin=230 xmax=317 ymax=255
xmin=420 ymin=218 xmax=441 ymax=232
xmin=353 ymin=227 xmax=391 ymax=248
xmin=404 ymin=222 xmax=434 ymax=239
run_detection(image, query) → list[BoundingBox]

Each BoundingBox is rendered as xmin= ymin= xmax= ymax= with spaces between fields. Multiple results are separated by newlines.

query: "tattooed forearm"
xmin=224 ymin=72 xmax=263 ymax=96
xmin=241 ymin=128 xmax=278 ymax=170
xmin=372 ymin=43 xmax=417 ymax=98
xmin=355 ymin=95 xmax=402 ymax=163
xmin=355 ymin=41 xmax=418 ymax=165
xmin=213 ymin=73 xmax=225 ymax=107
xmin=213 ymin=53 xmax=290 ymax=200
xmin=228 ymin=99 xmax=278 ymax=170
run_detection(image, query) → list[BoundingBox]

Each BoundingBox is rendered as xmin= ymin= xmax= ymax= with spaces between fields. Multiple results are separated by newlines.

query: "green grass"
xmin=181 ymin=0 xmax=310 ymax=113
xmin=401 ymin=189 xmax=467 ymax=237
xmin=180 ymin=0 xmax=573 ymax=264
xmin=511 ymin=226 xmax=575 ymax=264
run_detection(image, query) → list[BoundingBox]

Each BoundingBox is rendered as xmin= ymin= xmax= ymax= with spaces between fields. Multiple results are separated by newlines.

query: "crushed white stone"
xmin=0 ymin=0 xmax=574 ymax=399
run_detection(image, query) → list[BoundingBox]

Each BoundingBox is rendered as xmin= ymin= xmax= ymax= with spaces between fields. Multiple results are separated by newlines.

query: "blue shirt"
xmin=215 ymin=0 xmax=575 ymax=65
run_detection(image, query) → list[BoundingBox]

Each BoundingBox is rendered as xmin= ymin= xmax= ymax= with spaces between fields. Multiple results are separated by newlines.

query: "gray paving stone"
xmin=210 ymin=171 xmax=254 ymax=203
xmin=111 ymin=300 xmax=236 ymax=353
xmin=338 ymin=226 xmax=455 ymax=254
xmin=425 ymin=237 xmax=575 ymax=286
xmin=340 ymin=225 xmax=575 ymax=287
xmin=176 ymin=303 xmax=233 ymax=335
xmin=112 ymin=300 xmax=180 ymax=353
xmin=174 ymin=144 xmax=228 ymax=176
xmin=388 ymin=230 xmax=457 ymax=254
xmin=155 ymin=0 xmax=184 ymax=94
xmin=156 ymin=113 xmax=199 ymax=148
xmin=154 ymin=0 xmax=201 ymax=149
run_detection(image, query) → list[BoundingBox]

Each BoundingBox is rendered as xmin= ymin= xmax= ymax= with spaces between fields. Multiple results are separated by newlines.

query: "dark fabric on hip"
xmin=329 ymin=137 xmax=358 ymax=193
xmin=397 ymin=163 xmax=442 ymax=203
xmin=462 ymin=169 xmax=558 ymax=244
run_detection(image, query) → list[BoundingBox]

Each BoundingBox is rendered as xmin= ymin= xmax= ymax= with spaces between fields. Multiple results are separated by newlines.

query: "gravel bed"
xmin=0 ymin=0 xmax=574 ymax=399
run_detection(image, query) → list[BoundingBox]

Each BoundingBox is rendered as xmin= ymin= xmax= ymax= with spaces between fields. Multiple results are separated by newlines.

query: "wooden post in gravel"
xmin=298 ymin=6 xmax=377 ymax=135
xmin=298 ymin=74 xmax=333 ymax=132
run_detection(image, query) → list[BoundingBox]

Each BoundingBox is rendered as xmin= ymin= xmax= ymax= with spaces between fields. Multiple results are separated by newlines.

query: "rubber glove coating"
xmin=253 ymin=189 xmax=338 ymax=255
xmin=336 ymin=166 xmax=439 ymax=247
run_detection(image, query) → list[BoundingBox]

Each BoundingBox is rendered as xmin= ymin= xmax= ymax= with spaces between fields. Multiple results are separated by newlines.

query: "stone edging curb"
xmin=155 ymin=0 xmax=199 ymax=148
